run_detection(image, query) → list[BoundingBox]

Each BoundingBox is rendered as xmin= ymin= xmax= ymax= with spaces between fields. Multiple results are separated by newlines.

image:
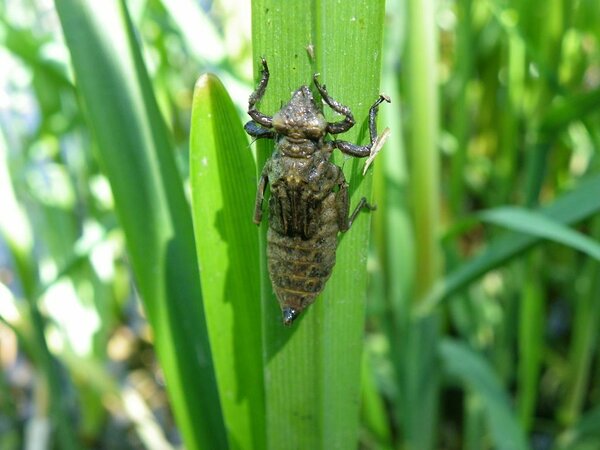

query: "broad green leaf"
xmin=479 ymin=206 xmax=600 ymax=261
xmin=440 ymin=339 xmax=530 ymax=450
xmin=190 ymin=73 xmax=264 ymax=450
xmin=421 ymin=175 xmax=600 ymax=312
xmin=54 ymin=1 xmax=226 ymax=448
xmin=250 ymin=1 xmax=387 ymax=448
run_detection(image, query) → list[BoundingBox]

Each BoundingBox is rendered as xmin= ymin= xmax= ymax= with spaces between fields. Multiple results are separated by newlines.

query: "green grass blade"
xmin=406 ymin=0 xmax=442 ymax=300
xmin=440 ymin=339 xmax=530 ymax=450
xmin=317 ymin=2 xmax=386 ymax=446
xmin=517 ymin=255 xmax=544 ymax=431
xmin=190 ymin=74 xmax=264 ymax=450
xmin=399 ymin=314 xmax=441 ymax=450
xmin=396 ymin=0 xmax=443 ymax=448
xmin=420 ymin=175 xmax=600 ymax=312
xmin=54 ymin=2 xmax=227 ymax=448
xmin=379 ymin=0 xmax=413 ymax=313
xmin=555 ymin=404 xmax=600 ymax=450
xmin=0 ymin=128 xmax=79 ymax=449
xmin=479 ymin=206 xmax=600 ymax=261
xmin=448 ymin=0 xmax=474 ymax=214
xmin=0 ymin=129 xmax=34 ymax=297
xmin=360 ymin=350 xmax=393 ymax=449
xmin=540 ymin=87 xmax=600 ymax=134
xmin=249 ymin=5 xmax=316 ymax=446
xmin=250 ymin=1 xmax=386 ymax=448
xmin=560 ymin=218 xmax=600 ymax=425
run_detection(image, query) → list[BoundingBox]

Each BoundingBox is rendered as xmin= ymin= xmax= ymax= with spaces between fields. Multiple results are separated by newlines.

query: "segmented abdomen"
xmin=267 ymin=194 xmax=339 ymax=312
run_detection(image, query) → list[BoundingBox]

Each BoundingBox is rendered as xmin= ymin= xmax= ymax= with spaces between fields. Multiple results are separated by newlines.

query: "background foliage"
xmin=1 ymin=0 xmax=600 ymax=449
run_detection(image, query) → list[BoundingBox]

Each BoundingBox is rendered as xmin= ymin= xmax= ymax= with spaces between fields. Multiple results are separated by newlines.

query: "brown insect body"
xmin=245 ymin=59 xmax=389 ymax=325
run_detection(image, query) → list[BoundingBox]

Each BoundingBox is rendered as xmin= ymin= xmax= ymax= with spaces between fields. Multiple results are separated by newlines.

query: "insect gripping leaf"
xmin=245 ymin=58 xmax=390 ymax=325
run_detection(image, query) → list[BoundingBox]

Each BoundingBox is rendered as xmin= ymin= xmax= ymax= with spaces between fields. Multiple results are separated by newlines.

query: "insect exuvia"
xmin=245 ymin=58 xmax=390 ymax=326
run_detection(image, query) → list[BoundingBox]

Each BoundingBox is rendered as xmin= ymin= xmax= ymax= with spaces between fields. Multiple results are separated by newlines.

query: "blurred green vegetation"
xmin=0 ymin=0 xmax=599 ymax=449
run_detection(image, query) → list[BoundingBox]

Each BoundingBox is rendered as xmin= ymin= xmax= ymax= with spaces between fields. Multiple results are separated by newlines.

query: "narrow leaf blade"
xmin=54 ymin=1 xmax=227 ymax=448
xmin=190 ymin=73 xmax=264 ymax=450
xmin=421 ymin=175 xmax=600 ymax=311
xmin=556 ymin=404 xmax=600 ymax=450
xmin=440 ymin=339 xmax=529 ymax=450
xmin=250 ymin=1 xmax=387 ymax=448
xmin=479 ymin=206 xmax=600 ymax=261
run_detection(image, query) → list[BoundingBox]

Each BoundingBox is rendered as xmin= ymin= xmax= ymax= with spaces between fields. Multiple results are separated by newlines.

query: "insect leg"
xmin=332 ymin=140 xmax=370 ymax=157
xmin=313 ymin=74 xmax=355 ymax=134
xmin=331 ymin=94 xmax=391 ymax=157
xmin=347 ymin=197 xmax=376 ymax=229
xmin=336 ymin=171 xmax=375 ymax=232
xmin=367 ymin=94 xmax=391 ymax=143
xmin=253 ymin=169 xmax=269 ymax=225
xmin=244 ymin=120 xmax=275 ymax=139
xmin=336 ymin=178 xmax=351 ymax=232
xmin=248 ymin=58 xmax=273 ymax=128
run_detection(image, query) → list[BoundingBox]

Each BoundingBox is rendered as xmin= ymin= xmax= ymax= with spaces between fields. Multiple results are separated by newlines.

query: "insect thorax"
xmin=276 ymin=136 xmax=322 ymax=158
xmin=267 ymin=149 xmax=340 ymax=239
